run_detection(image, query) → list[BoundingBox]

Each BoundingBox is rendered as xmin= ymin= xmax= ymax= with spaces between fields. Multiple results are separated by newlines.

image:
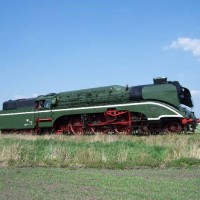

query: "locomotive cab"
xmin=35 ymin=93 xmax=57 ymax=129
xmin=36 ymin=93 xmax=57 ymax=109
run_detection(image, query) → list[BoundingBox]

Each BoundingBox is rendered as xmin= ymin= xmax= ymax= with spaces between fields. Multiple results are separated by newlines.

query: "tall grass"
xmin=0 ymin=132 xmax=200 ymax=168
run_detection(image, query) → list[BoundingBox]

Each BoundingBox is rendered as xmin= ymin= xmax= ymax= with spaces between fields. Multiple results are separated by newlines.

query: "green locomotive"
xmin=0 ymin=77 xmax=199 ymax=134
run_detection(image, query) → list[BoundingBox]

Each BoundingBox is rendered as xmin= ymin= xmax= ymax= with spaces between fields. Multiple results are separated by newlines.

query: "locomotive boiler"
xmin=0 ymin=77 xmax=199 ymax=135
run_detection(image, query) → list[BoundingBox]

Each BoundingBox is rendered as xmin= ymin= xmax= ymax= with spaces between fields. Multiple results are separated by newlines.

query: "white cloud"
xmin=191 ymin=90 xmax=200 ymax=96
xmin=168 ymin=37 xmax=200 ymax=56
xmin=32 ymin=93 xmax=38 ymax=98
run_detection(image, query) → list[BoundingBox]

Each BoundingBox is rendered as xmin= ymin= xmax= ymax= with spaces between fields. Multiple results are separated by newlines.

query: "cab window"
xmin=44 ymin=100 xmax=51 ymax=108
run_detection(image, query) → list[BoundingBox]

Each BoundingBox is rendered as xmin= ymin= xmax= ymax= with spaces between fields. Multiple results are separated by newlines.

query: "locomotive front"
xmin=129 ymin=77 xmax=198 ymax=132
xmin=171 ymin=80 xmax=199 ymax=131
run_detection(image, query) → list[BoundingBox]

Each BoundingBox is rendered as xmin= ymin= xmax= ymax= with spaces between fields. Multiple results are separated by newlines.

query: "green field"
xmin=0 ymin=167 xmax=200 ymax=200
xmin=0 ymin=130 xmax=200 ymax=199
xmin=0 ymin=131 xmax=200 ymax=168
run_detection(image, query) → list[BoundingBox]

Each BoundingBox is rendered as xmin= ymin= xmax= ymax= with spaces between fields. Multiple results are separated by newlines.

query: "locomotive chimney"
xmin=153 ymin=77 xmax=167 ymax=84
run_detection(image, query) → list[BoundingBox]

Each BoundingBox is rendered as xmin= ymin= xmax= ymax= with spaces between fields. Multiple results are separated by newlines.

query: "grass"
xmin=0 ymin=131 xmax=200 ymax=168
xmin=0 ymin=167 xmax=200 ymax=200
xmin=0 ymin=130 xmax=200 ymax=199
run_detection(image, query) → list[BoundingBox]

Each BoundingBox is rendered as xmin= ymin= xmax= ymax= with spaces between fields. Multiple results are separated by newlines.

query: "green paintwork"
xmin=56 ymin=85 xmax=128 ymax=108
xmin=0 ymin=79 xmax=197 ymax=131
xmin=142 ymin=84 xmax=179 ymax=106
xmin=0 ymin=108 xmax=35 ymax=129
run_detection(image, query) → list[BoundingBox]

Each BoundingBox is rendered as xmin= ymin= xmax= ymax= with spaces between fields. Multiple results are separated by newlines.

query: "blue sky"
xmin=0 ymin=0 xmax=200 ymax=117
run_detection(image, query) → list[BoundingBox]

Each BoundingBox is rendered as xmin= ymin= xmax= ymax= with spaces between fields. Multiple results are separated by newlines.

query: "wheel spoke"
xmin=165 ymin=121 xmax=182 ymax=134
xmin=69 ymin=116 xmax=84 ymax=135
xmin=114 ymin=125 xmax=132 ymax=135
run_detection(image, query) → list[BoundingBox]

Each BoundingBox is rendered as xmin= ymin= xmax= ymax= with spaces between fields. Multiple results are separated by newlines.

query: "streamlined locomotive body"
xmin=0 ymin=78 xmax=198 ymax=134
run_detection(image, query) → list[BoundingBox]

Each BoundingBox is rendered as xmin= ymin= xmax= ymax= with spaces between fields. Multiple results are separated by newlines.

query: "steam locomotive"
xmin=0 ymin=77 xmax=199 ymax=135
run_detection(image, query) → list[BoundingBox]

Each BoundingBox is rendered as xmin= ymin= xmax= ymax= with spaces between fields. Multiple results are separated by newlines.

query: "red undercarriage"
xmin=2 ymin=110 xmax=199 ymax=135
xmin=53 ymin=110 xmax=198 ymax=135
xmin=55 ymin=110 xmax=132 ymax=135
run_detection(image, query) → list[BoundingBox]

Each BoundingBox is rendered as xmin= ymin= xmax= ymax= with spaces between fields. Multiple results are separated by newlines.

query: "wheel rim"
xmin=69 ymin=117 xmax=84 ymax=135
xmin=166 ymin=121 xmax=182 ymax=133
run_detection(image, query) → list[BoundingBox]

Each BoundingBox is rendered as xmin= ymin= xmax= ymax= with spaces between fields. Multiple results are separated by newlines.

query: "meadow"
xmin=0 ymin=128 xmax=200 ymax=168
xmin=1 ymin=167 xmax=200 ymax=200
xmin=0 ymin=128 xmax=200 ymax=200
